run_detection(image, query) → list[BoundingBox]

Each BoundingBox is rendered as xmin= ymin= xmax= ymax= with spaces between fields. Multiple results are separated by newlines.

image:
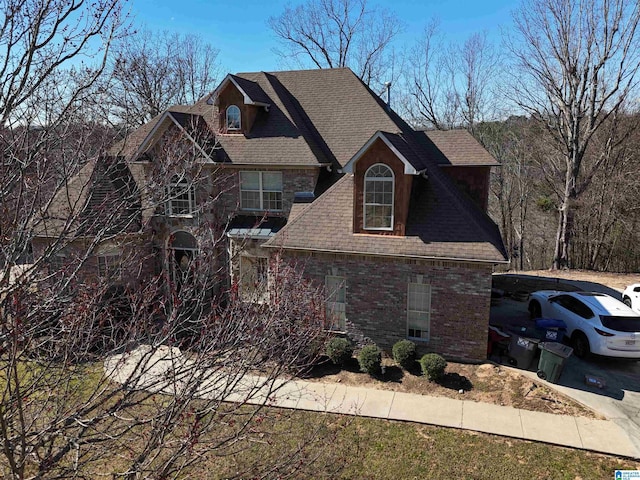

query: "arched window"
xmin=226 ymin=105 xmax=241 ymax=130
xmin=364 ymin=164 xmax=394 ymax=230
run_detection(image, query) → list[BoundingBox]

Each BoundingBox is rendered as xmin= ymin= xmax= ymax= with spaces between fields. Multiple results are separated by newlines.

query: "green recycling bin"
xmin=536 ymin=342 xmax=573 ymax=383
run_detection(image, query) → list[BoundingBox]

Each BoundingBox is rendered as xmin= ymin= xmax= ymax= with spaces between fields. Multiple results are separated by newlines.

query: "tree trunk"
xmin=553 ymin=161 xmax=577 ymax=270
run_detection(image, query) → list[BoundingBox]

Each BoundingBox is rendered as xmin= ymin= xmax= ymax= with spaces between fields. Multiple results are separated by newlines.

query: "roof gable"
xmin=131 ymin=111 xmax=216 ymax=163
xmin=341 ymin=131 xmax=425 ymax=175
xmin=210 ymin=74 xmax=271 ymax=107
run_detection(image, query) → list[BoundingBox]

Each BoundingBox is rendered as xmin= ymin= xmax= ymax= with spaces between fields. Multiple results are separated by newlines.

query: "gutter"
xmin=260 ymin=243 xmax=509 ymax=265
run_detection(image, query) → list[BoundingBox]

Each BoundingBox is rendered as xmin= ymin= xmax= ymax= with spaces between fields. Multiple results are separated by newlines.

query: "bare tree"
xmin=0 ymin=0 xmax=127 ymax=129
xmin=268 ymin=0 xmax=402 ymax=90
xmin=406 ymin=22 xmax=500 ymax=131
xmin=479 ymin=119 xmax=534 ymax=270
xmin=1 ymin=116 xmax=333 ymax=478
xmin=569 ymin=110 xmax=640 ymax=270
xmin=0 ymin=2 xmax=335 ymax=478
xmin=108 ymin=29 xmax=221 ymax=128
xmin=507 ymin=0 xmax=640 ymax=269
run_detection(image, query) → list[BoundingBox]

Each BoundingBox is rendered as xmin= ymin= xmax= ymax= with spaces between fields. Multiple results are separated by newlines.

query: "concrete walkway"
xmin=104 ymin=346 xmax=640 ymax=460
xmin=257 ymin=377 xmax=640 ymax=459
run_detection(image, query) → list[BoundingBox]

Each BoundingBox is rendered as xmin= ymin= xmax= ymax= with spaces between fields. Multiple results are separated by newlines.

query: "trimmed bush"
xmin=357 ymin=344 xmax=381 ymax=375
xmin=420 ymin=353 xmax=447 ymax=381
xmin=392 ymin=340 xmax=416 ymax=370
xmin=325 ymin=337 xmax=353 ymax=366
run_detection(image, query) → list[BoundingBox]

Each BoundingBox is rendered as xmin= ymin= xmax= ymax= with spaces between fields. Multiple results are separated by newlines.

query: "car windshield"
xmin=600 ymin=316 xmax=640 ymax=333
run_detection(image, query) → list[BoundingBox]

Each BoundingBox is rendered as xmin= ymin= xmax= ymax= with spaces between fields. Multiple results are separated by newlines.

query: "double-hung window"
xmin=97 ymin=254 xmax=122 ymax=279
xmin=326 ymin=275 xmax=346 ymax=330
xmin=167 ymin=177 xmax=195 ymax=216
xmin=407 ymin=282 xmax=431 ymax=340
xmin=240 ymin=171 xmax=283 ymax=211
xmin=364 ymin=164 xmax=394 ymax=230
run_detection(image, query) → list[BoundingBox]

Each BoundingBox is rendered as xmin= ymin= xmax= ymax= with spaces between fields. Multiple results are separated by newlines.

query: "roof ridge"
xmin=235 ymin=67 xmax=353 ymax=76
xmin=262 ymin=72 xmax=336 ymax=167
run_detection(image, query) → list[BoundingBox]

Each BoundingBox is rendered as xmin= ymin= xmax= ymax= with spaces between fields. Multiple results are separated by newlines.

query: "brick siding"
xmin=279 ymin=250 xmax=492 ymax=362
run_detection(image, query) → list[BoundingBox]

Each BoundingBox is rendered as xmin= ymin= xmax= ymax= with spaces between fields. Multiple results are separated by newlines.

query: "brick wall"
xmin=280 ymin=250 xmax=493 ymax=362
xmin=211 ymin=166 xmax=318 ymax=221
xmin=442 ymin=166 xmax=491 ymax=212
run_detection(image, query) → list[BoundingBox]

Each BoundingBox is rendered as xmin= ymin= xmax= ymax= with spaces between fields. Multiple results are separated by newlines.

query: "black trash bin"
xmin=508 ymin=334 xmax=540 ymax=369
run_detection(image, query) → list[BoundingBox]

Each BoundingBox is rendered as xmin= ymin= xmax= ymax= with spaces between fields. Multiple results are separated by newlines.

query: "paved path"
xmin=104 ymin=345 xmax=640 ymax=459
xmin=255 ymin=377 xmax=639 ymax=459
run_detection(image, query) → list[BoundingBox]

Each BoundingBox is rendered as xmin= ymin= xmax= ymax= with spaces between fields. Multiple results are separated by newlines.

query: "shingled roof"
xmin=34 ymin=158 xmax=141 ymax=238
xmin=421 ymin=129 xmax=500 ymax=167
xmin=104 ymin=67 xmax=506 ymax=263
xmin=263 ymin=173 xmax=506 ymax=263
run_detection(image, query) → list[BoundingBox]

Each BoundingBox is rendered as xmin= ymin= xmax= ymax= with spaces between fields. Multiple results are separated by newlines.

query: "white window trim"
xmin=240 ymin=171 xmax=283 ymax=211
xmin=226 ymin=105 xmax=241 ymax=131
xmin=167 ymin=177 xmax=196 ymax=217
xmin=363 ymin=163 xmax=394 ymax=231
xmin=97 ymin=253 xmax=122 ymax=279
xmin=325 ymin=275 xmax=347 ymax=331
xmin=407 ymin=281 xmax=431 ymax=341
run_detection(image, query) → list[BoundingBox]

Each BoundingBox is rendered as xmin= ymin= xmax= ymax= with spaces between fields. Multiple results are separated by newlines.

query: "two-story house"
xmin=34 ymin=67 xmax=507 ymax=361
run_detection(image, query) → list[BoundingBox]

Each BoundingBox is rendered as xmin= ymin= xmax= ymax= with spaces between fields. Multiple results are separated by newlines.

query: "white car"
xmin=622 ymin=284 xmax=640 ymax=314
xmin=528 ymin=291 xmax=640 ymax=359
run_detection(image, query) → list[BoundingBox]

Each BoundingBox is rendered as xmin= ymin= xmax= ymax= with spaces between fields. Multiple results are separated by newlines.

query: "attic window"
xmin=226 ymin=105 xmax=241 ymax=130
xmin=363 ymin=164 xmax=394 ymax=230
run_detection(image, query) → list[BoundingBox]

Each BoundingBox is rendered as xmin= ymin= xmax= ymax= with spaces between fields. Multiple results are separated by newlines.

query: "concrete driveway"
xmin=490 ymin=275 xmax=640 ymax=455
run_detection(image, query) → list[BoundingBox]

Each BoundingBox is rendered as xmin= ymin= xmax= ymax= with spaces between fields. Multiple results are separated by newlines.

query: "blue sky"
xmin=129 ymin=0 xmax=516 ymax=74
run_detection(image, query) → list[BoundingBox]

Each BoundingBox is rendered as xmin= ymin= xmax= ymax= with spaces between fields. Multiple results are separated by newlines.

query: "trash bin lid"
xmin=535 ymin=318 xmax=568 ymax=329
xmin=539 ymin=342 xmax=573 ymax=358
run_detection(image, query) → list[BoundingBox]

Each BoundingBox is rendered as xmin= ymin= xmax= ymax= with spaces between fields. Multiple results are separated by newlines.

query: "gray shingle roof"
xmin=263 ymin=174 xmax=507 ymax=263
xmin=421 ymin=129 xmax=500 ymax=167
xmin=106 ymin=67 xmax=506 ymax=263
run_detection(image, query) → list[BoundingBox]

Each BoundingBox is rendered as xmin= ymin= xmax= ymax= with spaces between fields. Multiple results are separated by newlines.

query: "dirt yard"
xmin=304 ymin=357 xmax=599 ymax=418
xmin=513 ymin=269 xmax=638 ymax=291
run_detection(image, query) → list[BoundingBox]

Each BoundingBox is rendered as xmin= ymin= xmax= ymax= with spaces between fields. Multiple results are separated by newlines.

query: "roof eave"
xmin=341 ymin=131 xmax=419 ymax=175
xmin=261 ymin=243 xmax=509 ymax=265
xmin=210 ymin=74 xmax=271 ymax=109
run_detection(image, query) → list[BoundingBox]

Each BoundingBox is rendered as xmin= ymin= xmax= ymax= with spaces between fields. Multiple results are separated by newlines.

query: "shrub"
xmin=392 ymin=340 xmax=416 ymax=370
xmin=420 ymin=353 xmax=447 ymax=381
xmin=357 ymin=344 xmax=381 ymax=375
xmin=325 ymin=337 xmax=353 ymax=366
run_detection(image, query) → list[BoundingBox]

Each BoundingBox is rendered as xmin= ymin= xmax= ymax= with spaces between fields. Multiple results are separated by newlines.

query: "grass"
xmin=193 ymin=409 xmax=639 ymax=479
xmin=1 ymin=358 xmax=638 ymax=478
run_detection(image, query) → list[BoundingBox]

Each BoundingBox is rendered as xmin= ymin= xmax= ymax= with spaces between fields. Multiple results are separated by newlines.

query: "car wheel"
xmin=623 ymin=297 xmax=632 ymax=308
xmin=528 ymin=301 xmax=541 ymax=320
xmin=572 ymin=332 xmax=591 ymax=359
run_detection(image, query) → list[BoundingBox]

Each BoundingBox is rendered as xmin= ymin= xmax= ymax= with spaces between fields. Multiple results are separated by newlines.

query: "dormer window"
xmin=364 ymin=164 xmax=394 ymax=230
xmin=226 ymin=105 xmax=241 ymax=131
